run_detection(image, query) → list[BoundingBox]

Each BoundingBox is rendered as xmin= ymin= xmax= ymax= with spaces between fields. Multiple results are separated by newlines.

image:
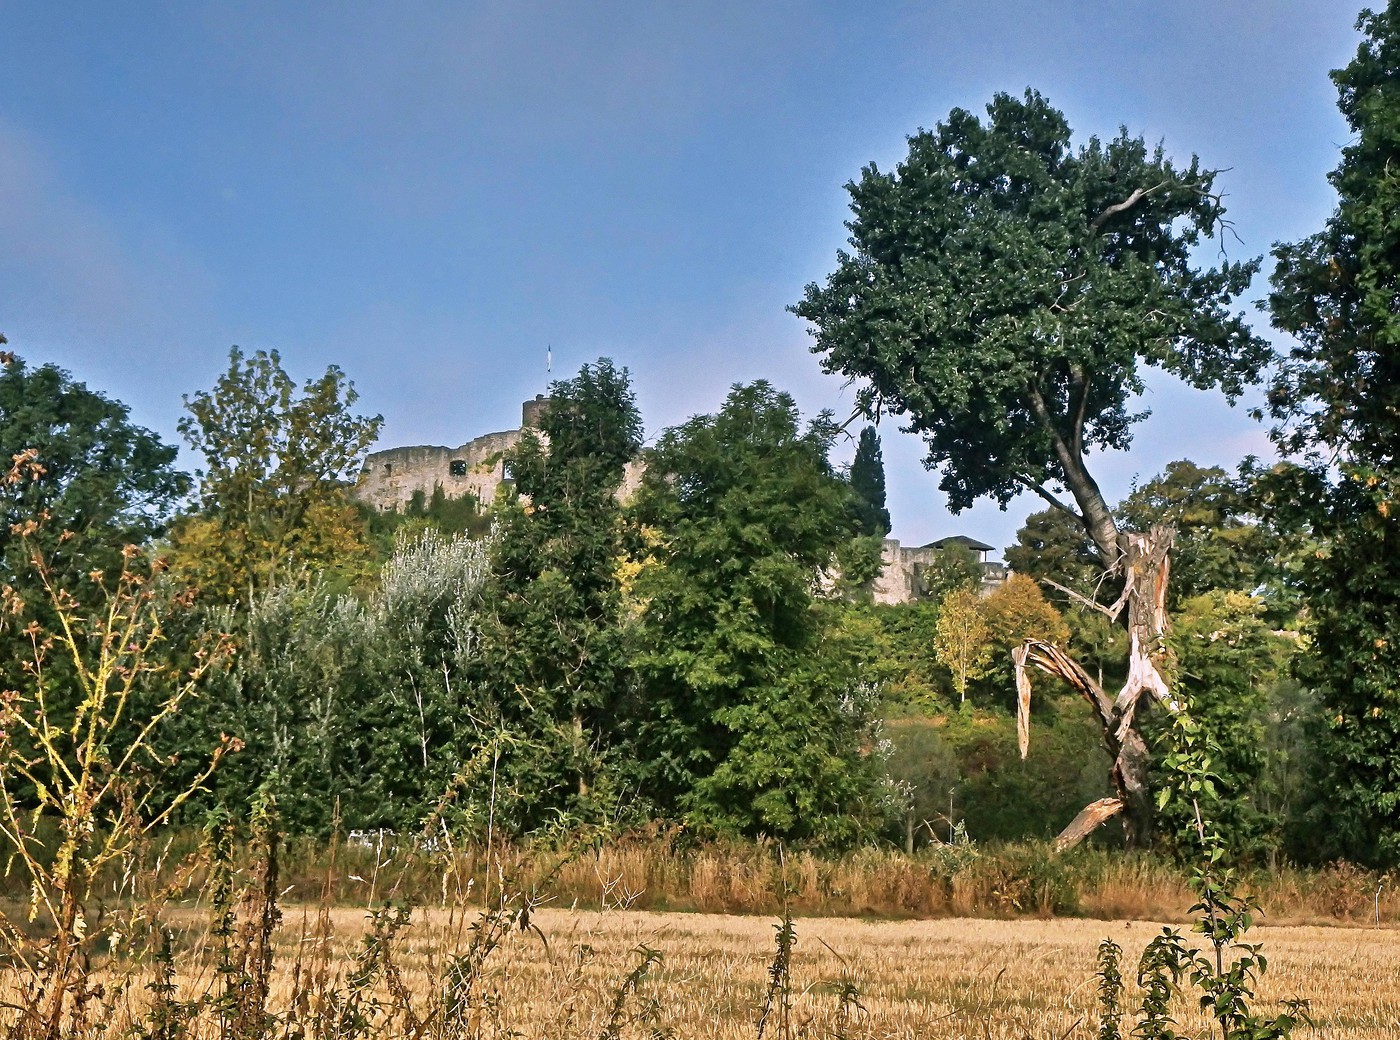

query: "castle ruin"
xmin=871 ymin=536 xmax=1008 ymax=606
xmin=355 ymin=395 xmax=546 ymax=513
xmin=355 ymin=398 xmax=1003 ymax=605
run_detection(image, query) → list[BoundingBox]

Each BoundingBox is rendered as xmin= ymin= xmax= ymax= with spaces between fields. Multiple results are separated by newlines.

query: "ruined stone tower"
xmin=353 ymin=396 xmax=546 ymax=512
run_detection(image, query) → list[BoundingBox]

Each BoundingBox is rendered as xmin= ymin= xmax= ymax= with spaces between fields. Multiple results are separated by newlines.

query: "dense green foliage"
xmin=840 ymin=602 xmax=944 ymax=708
xmin=479 ymin=359 xmax=643 ymax=830
xmin=408 ymin=484 xmax=491 ymax=537
xmin=849 ymin=426 xmax=891 ymax=537
xmin=1266 ymin=2 xmax=1400 ymax=867
xmin=629 ymin=382 xmax=886 ymax=843
xmin=0 ymin=350 xmax=189 ymax=722
xmin=176 ymin=531 xmax=490 ymax=834
xmin=1004 ymin=507 xmax=1105 ymax=604
xmin=1155 ymin=591 xmax=1290 ymax=861
xmin=1118 ymin=461 xmax=1271 ymax=610
xmin=885 ymin=706 xmax=1112 ymax=845
xmin=158 ymin=367 xmax=907 ymax=844
xmin=919 ymin=544 xmax=984 ymax=602
xmin=0 ymin=352 xmax=188 ymax=594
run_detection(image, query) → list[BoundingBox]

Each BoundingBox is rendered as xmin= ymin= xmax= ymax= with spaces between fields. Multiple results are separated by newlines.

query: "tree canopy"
xmin=0 ymin=346 xmax=191 ymax=741
xmin=481 ymin=358 xmax=643 ymax=827
xmin=1266 ymin=2 xmax=1400 ymax=866
xmin=630 ymin=381 xmax=882 ymax=843
xmin=850 ymin=426 xmax=891 ymax=537
xmin=0 ymin=349 xmax=188 ymax=590
xmin=1267 ymin=3 xmax=1400 ymax=473
xmin=170 ymin=347 xmax=382 ymax=603
xmin=792 ymin=89 xmax=1267 ymax=563
xmin=1004 ymin=507 xmax=1105 ymax=602
xmin=1117 ymin=460 xmax=1270 ymax=608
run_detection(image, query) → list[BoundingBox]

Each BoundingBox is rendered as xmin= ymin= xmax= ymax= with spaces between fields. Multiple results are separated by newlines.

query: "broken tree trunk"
xmin=1054 ymin=798 xmax=1126 ymax=852
xmin=1014 ymin=525 xmax=1177 ymax=850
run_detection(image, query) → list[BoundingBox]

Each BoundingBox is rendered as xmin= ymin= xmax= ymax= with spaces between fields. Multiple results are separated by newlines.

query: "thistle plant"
xmin=755 ymin=910 xmax=796 ymax=1040
xmin=597 ymin=944 xmax=664 ymax=1040
xmin=0 ymin=450 xmax=234 ymax=1040
xmin=756 ymin=848 xmax=798 ymax=1040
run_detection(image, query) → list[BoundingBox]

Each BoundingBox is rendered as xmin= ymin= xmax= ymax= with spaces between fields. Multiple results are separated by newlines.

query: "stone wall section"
xmin=355 ymin=430 xmax=521 ymax=512
xmin=355 ymin=400 xmax=1003 ymax=606
xmin=872 ymin=538 xmax=1009 ymax=605
xmin=871 ymin=539 xmax=937 ymax=605
xmin=354 ymin=395 xmax=649 ymax=513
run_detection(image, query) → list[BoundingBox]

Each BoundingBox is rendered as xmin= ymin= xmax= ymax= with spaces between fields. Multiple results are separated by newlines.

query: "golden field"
xmin=93 ymin=903 xmax=1398 ymax=1039
xmin=8 ymin=837 xmax=1400 ymax=1038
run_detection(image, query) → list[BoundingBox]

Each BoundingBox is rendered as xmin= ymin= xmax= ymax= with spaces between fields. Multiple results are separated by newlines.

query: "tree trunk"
xmin=1111 ymin=526 xmax=1175 ymax=847
xmin=574 ymin=713 xmax=590 ymax=800
xmin=1053 ymin=798 xmax=1125 ymax=852
xmin=1014 ymin=525 xmax=1176 ymax=849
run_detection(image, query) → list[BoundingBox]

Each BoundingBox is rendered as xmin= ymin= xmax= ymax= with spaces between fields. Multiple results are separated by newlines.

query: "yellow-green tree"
xmin=934 ymin=587 xmax=992 ymax=704
xmin=169 ymin=348 xmax=381 ymax=605
xmin=980 ymin=573 xmax=1070 ymax=652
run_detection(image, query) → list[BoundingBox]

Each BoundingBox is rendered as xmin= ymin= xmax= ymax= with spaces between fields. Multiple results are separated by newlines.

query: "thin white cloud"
xmin=0 ymin=118 xmax=219 ymax=439
xmin=0 ymin=121 xmax=143 ymax=335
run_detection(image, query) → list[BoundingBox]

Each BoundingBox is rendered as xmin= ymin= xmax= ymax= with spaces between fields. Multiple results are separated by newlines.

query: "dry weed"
xmin=14 ymin=904 xmax=1394 ymax=1039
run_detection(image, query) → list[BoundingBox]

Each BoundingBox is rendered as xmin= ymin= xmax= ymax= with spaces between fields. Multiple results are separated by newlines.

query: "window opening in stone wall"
xmin=450 ymin=459 xmax=467 ymax=476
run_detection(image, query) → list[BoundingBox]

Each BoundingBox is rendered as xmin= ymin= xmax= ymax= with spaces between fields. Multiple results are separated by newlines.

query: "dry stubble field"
xmin=243 ymin=905 xmax=1400 ymax=1038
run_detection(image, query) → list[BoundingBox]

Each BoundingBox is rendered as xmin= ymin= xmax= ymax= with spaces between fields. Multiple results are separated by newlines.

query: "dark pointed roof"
xmin=922 ymin=535 xmax=996 ymax=553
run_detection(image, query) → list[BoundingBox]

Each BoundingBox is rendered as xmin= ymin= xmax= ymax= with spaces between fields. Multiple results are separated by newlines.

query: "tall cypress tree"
xmin=1267 ymin=3 xmax=1400 ymax=865
xmin=849 ymin=426 xmax=891 ymax=537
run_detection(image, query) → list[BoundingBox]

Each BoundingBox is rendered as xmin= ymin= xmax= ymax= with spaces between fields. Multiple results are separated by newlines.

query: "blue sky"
xmin=0 ymin=1 xmax=1369 ymax=554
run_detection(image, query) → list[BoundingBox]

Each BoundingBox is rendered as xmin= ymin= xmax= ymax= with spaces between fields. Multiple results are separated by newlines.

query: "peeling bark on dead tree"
xmin=1113 ymin=527 xmax=1177 ymax=734
xmin=1054 ymin=798 xmax=1126 ymax=852
xmin=1014 ymin=525 xmax=1177 ymax=850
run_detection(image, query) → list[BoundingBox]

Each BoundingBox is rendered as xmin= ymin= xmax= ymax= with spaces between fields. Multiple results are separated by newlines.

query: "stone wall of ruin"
xmin=355 ymin=429 xmax=521 ymax=512
xmin=353 ymin=399 xmax=999 ymax=606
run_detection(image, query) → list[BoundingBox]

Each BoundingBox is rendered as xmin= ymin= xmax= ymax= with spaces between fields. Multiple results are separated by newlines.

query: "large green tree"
xmin=1266 ymin=3 xmax=1400 ymax=865
xmin=0 ymin=347 xmax=188 ymax=591
xmin=792 ymin=90 xmax=1269 ymax=845
xmin=0 ymin=346 xmax=189 ymax=692
xmin=480 ymin=359 xmax=643 ymax=830
xmin=0 ymin=344 xmax=191 ymax=780
xmin=171 ymin=347 xmax=382 ymax=605
xmin=629 ymin=382 xmax=884 ymax=844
